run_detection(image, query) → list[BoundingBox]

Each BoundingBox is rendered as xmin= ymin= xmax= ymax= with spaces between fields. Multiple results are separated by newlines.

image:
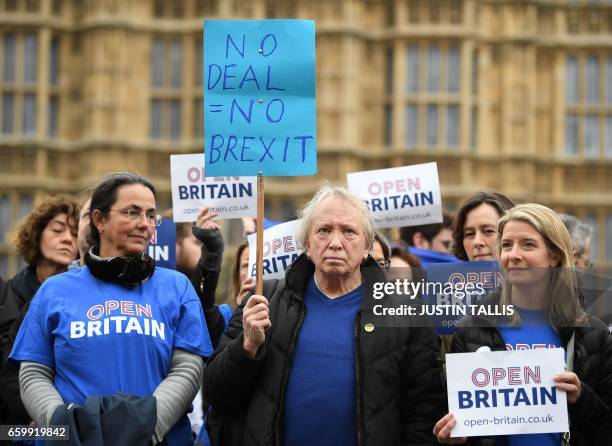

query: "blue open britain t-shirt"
xmin=10 ymin=266 xmax=213 ymax=445
xmin=498 ymin=307 xmax=563 ymax=446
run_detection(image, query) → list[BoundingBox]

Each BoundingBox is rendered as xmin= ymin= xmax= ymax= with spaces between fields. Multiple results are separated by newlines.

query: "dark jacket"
xmin=452 ymin=293 xmax=612 ymax=446
xmin=189 ymin=225 xmax=227 ymax=348
xmin=48 ymin=393 xmax=158 ymax=446
xmin=0 ymin=267 xmax=41 ymax=425
xmin=9 ymin=265 xmax=41 ymax=308
xmin=203 ymin=254 xmax=445 ymax=446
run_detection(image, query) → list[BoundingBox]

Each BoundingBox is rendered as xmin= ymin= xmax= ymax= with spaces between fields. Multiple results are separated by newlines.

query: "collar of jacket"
xmin=283 ymin=253 xmax=386 ymax=312
xmin=9 ymin=264 xmax=40 ymax=304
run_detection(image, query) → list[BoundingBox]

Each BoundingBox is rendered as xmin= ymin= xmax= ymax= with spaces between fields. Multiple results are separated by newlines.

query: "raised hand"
xmin=242 ymin=295 xmax=271 ymax=358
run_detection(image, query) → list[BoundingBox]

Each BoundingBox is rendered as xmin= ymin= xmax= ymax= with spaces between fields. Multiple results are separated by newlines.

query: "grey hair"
xmin=559 ymin=213 xmax=593 ymax=256
xmin=297 ymin=182 xmax=376 ymax=251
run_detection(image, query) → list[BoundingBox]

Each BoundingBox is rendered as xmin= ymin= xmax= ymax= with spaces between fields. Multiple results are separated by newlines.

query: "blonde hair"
xmin=297 ymin=182 xmax=375 ymax=251
xmin=497 ymin=203 xmax=585 ymax=327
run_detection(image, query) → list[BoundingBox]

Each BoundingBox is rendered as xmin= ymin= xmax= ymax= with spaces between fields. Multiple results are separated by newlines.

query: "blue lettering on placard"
xmin=223 ymin=64 xmax=237 ymax=90
xmin=458 ymin=391 xmax=472 ymax=409
xmin=178 ymin=183 xmax=253 ymax=200
xmin=366 ymin=191 xmax=435 ymax=212
xmin=204 ymin=20 xmax=316 ymax=176
xmin=266 ymin=99 xmax=285 ymax=123
xmin=259 ymin=137 xmax=275 ymax=162
xmin=226 ymin=34 xmax=245 ymax=58
xmin=241 ymin=136 xmax=254 ymax=161
xmin=457 ymin=387 xmax=557 ymax=409
xmin=265 ymin=65 xmax=284 ymax=91
xmin=259 ymin=34 xmax=277 ymax=57
xmin=208 ymin=135 xmax=224 ymax=163
xmin=230 ymin=99 xmax=254 ymax=124
xmin=223 ymin=136 xmax=239 ymax=161
xmin=207 ymin=64 xmax=222 ymax=89
xmin=239 ymin=66 xmax=260 ymax=90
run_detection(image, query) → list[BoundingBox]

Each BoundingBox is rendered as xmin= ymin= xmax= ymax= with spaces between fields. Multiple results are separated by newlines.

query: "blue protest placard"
xmin=204 ymin=19 xmax=317 ymax=176
xmin=148 ymin=219 xmax=176 ymax=270
xmin=423 ymin=261 xmax=503 ymax=335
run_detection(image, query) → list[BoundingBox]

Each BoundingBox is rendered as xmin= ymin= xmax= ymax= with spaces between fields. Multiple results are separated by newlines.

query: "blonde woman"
xmin=434 ymin=203 xmax=612 ymax=446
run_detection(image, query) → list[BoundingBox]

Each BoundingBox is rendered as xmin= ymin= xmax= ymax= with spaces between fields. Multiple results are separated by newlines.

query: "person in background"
xmin=171 ymin=207 xmax=233 ymax=440
xmin=387 ymin=244 xmax=424 ymax=284
xmin=559 ymin=213 xmax=593 ymax=272
xmin=174 ymin=207 xmax=230 ymax=347
xmin=204 ymin=183 xmax=445 ymax=446
xmin=399 ymin=213 xmax=456 ymax=266
xmin=9 ymin=195 xmax=80 ymax=306
xmin=9 ymin=172 xmax=212 ymax=445
xmin=0 ymin=195 xmax=80 ymax=427
xmin=451 ymin=191 xmax=515 ymax=262
xmin=434 ymin=204 xmax=612 ymax=445
xmin=436 ymin=192 xmax=515 ymax=356
xmin=372 ymin=232 xmax=391 ymax=271
xmin=229 ymin=240 xmax=255 ymax=308
xmin=69 ymin=197 xmax=91 ymax=270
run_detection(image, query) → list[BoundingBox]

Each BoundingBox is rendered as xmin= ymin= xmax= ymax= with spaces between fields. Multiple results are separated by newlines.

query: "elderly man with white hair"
xmin=203 ymin=183 xmax=445 ymax=446
xmin=559 ymin=213 xmax=594 ymax=272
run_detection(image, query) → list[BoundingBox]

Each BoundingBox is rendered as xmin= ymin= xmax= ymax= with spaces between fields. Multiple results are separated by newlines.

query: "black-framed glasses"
xmin=109 ymin=208 xmax=162 ymax=227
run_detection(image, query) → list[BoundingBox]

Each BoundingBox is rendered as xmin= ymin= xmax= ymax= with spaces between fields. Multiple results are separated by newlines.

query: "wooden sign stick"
xmin=255 ymin=171 xmax=264 ymax=295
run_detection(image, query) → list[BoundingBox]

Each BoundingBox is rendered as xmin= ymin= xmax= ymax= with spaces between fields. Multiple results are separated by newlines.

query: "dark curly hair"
xmin=12 ymin=195 xmax=80 ymax=265
xmin=452 ymin=191 xmax=515 ymax=261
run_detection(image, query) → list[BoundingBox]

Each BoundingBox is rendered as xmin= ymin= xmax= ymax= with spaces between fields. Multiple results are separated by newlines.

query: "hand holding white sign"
xmin=553 ymin=372 xmax=582 ymax=404
xmin=445 ymin=349 xmax=569 ymax=438
xmin=433 ymin=414 xmax=467 ymax=444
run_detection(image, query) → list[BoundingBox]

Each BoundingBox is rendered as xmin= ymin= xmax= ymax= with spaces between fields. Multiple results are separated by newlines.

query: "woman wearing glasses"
xmin=10 ymin=172 xmax=213 ymax=445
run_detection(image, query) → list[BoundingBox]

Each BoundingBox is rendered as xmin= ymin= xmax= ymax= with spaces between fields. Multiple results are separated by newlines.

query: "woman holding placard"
xmin=435 ymin=203 xmax=612 ymax=445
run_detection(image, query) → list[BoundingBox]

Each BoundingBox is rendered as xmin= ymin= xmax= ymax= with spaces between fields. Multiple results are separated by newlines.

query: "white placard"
xmin=446 ymin=349 xmax=569 ymax=437
xmin=170 ymin=154 xmax=257 ymax=222
xmin=347 ymin=162 xmax=443 ymax=229
xmin=247 ymin=219 xmax=303 ymax=280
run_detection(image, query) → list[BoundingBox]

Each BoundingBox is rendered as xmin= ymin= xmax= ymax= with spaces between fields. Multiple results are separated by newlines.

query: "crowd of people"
xmin=0 ymin=171 xmax=609 ymax=446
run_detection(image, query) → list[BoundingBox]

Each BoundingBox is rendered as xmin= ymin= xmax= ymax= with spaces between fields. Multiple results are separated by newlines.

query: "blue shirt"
xmin=10 ymin=266 xmax=213 ymax=446
xmin=282 ymin=276 xmax=362 ymax=446
xmin=498 ymin=307 xmax=562 ymax=446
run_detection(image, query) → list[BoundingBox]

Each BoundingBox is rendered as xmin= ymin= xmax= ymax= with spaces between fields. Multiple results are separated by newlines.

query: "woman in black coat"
xmin=434 ymin=203 xmax=612 ymax=446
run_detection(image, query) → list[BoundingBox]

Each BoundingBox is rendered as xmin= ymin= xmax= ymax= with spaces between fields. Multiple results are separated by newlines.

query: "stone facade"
xmin=0 ymin=0 xmax=611 ymax=276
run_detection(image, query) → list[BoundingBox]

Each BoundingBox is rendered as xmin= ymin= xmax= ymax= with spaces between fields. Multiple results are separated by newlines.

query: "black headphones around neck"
xmin=85 ymin=247 xmax=155 ymax=287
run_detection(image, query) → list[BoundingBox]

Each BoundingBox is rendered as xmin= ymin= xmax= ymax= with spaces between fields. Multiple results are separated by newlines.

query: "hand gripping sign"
xmin=446 ymin=349 xmax=569 ymax=437
xmin=347 ymin=162 xmax=443 ymax=229
xmin=170 ymin=153 xmax=256 ymax=222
